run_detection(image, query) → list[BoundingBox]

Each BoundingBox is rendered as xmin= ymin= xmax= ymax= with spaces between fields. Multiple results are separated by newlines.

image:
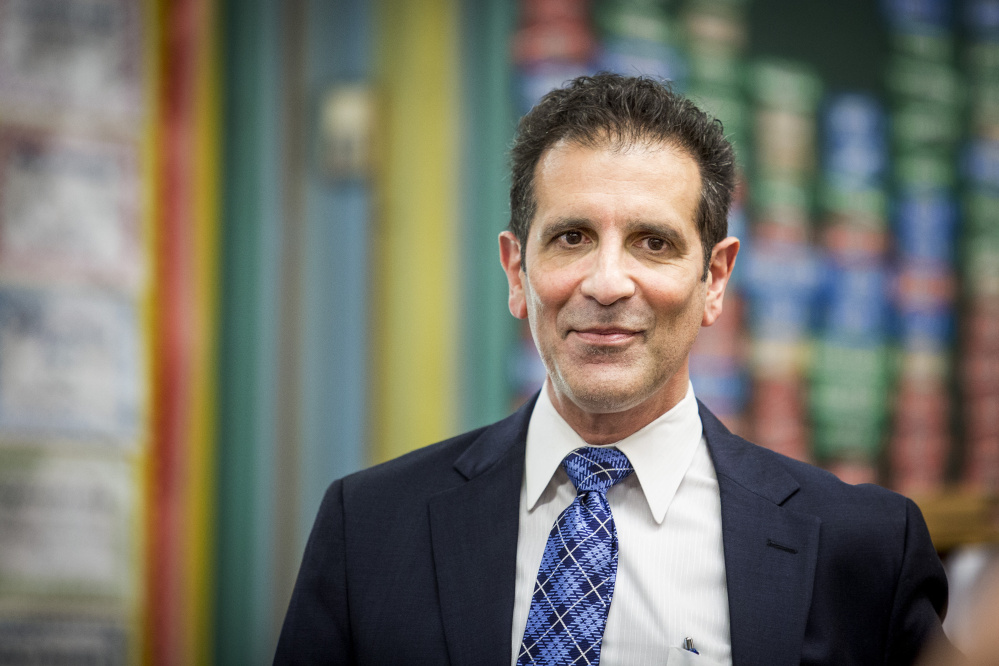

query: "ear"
xmin=499 ymin=231 xmax=528 ymax=319
xmin=702 ymin=236 xmax=740 ymax=327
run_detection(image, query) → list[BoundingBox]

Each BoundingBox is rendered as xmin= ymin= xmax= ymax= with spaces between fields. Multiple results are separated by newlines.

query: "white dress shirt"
xmin=510 ymin=383 xmax=732 ymax=665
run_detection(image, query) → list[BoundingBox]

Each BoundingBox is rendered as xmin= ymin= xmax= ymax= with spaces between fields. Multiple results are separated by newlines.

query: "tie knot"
xmin=562 ymin=447 xmax=633 ymax=494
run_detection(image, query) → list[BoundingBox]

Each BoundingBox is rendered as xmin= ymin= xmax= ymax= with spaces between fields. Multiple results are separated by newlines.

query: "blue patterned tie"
xmin=517 ymin=446 xmax=634 ymax=666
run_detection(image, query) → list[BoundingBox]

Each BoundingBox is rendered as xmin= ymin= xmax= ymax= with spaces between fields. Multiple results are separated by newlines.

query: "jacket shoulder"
xmin=700 ymin=401 xmax=911 ymax=519
xmin=341 ymin=425 xmax=490 ymax=502
xmin=768 ymin=443 xmax=905 ymax=509
xmin=340 ymin=393 xmax=537 ymax=505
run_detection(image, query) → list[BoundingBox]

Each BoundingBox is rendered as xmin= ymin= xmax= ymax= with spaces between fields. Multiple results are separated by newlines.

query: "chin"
xmin=558 ymin=373 xmax=657 ymax=415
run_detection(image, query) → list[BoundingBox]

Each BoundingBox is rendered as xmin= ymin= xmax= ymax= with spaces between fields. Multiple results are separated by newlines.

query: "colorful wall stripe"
xmin=146 ymin=0 xmax=222 ymax=663
xmin=215 ymin=1 xmax=376 ymax=662
xmin=139 ymin=0 xmax=162 ymax=662
xmin=296 ymin=0 xmax=372 ymax=555
xmin=181 ymin=0 xmax=222 ymax=661
xmin=215 ymin=0 xmax=285 ymax=662
xmin=371 ymin=0 xmax=462 ymax=462
xmin=458 ymin=0 xmax=520 ymax=432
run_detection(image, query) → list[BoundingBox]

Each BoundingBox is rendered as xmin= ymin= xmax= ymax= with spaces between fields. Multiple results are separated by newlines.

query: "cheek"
xmin=525 ymin=271 xmax=576 ymax=316
xmin=524 ymin=288 xmax=546 ymax=324
xmin=646 ymin=278 xmax=707 ymax=322
xmin=523 ymin=283 xmax=558 ymax=344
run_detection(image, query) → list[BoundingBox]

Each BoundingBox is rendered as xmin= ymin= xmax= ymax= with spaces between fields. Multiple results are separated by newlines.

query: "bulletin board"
xmin=0 ymin=0 xmax=150 ymax=662
xmin=0 ymin=0 xmax=221 ymax=663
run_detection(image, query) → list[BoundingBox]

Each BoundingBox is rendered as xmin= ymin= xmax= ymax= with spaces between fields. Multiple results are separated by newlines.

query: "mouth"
xmin=569 ymin=327 xmax=642 ymax=345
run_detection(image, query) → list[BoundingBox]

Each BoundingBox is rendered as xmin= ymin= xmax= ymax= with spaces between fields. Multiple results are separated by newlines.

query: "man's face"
xmin=500 ymin=139 xmax=732 ymax=420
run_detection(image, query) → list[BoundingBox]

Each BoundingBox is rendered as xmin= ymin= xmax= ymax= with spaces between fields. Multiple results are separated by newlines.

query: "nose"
xmin=579 ymin=246 xmax=636 ymax=305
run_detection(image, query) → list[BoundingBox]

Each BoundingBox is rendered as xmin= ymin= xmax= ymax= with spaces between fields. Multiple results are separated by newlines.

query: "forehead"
xmin=535 ymin=136 xmax=695 ymax=176
xmin=530 ymin=138 xmax=702 ymax=235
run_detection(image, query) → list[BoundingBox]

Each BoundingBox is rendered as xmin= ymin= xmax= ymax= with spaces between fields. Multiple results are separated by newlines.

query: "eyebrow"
xmin=627 ymin=221 xmax=689 ymax=253
xmin=537 ymin=217 xmax=592 ymax=240
xmin=538 ymin=216 xmax=691 ymax=254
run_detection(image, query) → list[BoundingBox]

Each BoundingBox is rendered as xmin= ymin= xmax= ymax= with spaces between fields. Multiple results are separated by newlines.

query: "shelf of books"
xmin=501 ymin=0 xmax=999 ymax=549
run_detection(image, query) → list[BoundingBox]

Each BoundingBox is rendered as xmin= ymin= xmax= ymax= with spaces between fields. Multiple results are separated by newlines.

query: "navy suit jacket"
xmin=274 ymin=396 xmax=949 ymax=665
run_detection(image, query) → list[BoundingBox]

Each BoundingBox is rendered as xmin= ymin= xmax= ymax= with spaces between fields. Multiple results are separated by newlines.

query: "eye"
xmin=560 ymin=230 xmax=584 ymax=245
xmin=643 ymin=237 xmax=667 ymax=252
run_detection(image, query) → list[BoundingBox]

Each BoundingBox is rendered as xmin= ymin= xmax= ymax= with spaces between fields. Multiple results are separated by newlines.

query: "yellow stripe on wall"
xmin=372 ymin=0 xmax=460 ymax=463
xmin=139 ymin=1 xmax=161 ymax=663
xmin=182 ymin=0 xmax=221 ymax=662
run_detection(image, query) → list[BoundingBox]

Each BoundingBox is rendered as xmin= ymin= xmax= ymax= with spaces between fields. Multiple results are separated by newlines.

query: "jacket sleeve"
xmin=884 ymin=497 xmax=952 ymax=665
xmin=274 ymin=479 xmax=353 ymax=665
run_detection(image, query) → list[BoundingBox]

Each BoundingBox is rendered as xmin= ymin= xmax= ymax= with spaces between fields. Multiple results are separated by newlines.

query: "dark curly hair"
xmin=509 ymin=73 xmax=736 ymax=278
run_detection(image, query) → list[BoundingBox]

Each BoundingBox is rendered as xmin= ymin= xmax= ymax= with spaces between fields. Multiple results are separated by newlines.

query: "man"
xmin=275 ymin=74 xmax=949 ymax=665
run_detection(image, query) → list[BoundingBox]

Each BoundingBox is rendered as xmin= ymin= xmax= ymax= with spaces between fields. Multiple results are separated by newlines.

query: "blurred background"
xmin=0 ymin=0 xmax=995 ymax=663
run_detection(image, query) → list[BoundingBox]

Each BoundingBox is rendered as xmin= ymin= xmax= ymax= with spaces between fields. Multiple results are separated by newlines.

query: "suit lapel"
xmin=428 ymin=397 xmax=535 ymax=666
xmin=426 ymin=397 xmax=821 ymax=665
xmin=700 ymin=403 xmax=820 ymax=666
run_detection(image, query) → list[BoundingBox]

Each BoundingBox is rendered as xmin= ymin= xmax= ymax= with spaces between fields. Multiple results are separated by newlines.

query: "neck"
xmin=545 ymin=378 xmax=689 ymax=446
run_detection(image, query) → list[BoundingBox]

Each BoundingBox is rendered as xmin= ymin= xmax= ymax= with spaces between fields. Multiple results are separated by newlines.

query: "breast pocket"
xmin=667 ymin=646 xmax=723 ymax=666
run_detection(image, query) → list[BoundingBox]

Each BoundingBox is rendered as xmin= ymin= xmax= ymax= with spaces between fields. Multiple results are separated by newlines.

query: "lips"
xmin=570 ymin=328 xmax=642 ymax=345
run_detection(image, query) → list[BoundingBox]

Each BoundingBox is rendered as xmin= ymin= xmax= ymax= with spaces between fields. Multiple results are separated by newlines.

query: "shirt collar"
xmin=524 ymin=382 xmax=704 ymax=524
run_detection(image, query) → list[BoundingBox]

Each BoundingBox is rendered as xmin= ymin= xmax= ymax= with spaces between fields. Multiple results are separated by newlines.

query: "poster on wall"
xmin=0 ymin=0 xmax=144 ymax=123
xmin=0 ymin=452 xmax=134 ymax=598
xmin=0 ymin=287 xmax=141 ymax=443
xmin=0 ymin=0 xmax=153 ymax=658
xmin=0 ymin=127 xmax=142 ymax=291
